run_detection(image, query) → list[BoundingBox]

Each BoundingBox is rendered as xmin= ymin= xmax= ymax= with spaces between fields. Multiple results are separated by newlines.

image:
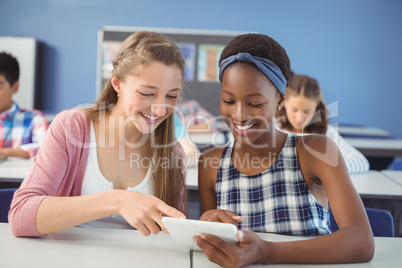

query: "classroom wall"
xmin=1 ymin=0 xmax=402 ymax=138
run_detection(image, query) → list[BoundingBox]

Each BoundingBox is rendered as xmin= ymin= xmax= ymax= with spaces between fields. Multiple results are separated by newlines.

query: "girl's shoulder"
xmin=48 ymin=109 xmax=91 ymax=146
xmin=296 ymin=134 xmax=341 ymax=174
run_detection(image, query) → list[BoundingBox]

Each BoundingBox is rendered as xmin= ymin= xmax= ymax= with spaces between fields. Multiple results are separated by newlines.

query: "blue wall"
xmin=1 ymin=0 xmax=402 ymax=138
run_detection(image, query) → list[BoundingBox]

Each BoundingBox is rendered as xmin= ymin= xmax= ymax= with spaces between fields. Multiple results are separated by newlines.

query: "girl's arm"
xmin=278 ymin=134 xmax=374 ymax=263
xmin=270 ymin=135 xmax=374 ymax=263
xmin=9 ymin=110 xmax=82 ymax=236
xmin=261 ymin=135 xmax=374 ymax=264
xmin=0 ymin=148 xmax=30 ymax=159
xmin=36 ymin=190 xmax=184 ymax=236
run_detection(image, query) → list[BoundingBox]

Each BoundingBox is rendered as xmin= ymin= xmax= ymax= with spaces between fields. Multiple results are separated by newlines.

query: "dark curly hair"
xmin=276 ymin=74 xmax=328 ymax=134
xmin=219 ymin=33 xmax=291 ymax=82
xmin=0 ymin=52 xmax=20 ymax=86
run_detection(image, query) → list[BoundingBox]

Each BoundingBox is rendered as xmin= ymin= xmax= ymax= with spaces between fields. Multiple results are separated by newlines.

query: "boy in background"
xmin=0 ymin=52 xmax=48 ymax=160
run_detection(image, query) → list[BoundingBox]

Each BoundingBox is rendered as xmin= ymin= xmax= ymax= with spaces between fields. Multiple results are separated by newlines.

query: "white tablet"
xmin=161 ymin=217 xmax=238 ymax=251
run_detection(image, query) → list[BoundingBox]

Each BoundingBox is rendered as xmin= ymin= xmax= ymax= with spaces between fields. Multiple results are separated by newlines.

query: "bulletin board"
xmin=96 ymin=26 xmax=248 ymax=116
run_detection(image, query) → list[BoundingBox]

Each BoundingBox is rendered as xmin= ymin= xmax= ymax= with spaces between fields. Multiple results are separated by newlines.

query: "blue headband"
xmin=219 ymin=52 xmax=286 ymax=95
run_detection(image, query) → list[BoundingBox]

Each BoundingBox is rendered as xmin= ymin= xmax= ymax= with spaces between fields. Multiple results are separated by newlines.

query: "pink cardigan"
xmin=9 ymin=109 xmax=91 ymax=237
xmin=9 ymin=109 xmax=186 ymax=237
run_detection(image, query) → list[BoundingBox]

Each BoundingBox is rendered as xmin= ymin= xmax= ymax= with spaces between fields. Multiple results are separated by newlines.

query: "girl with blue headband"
xmin=194 ymin=33 xmax=374 ymax=266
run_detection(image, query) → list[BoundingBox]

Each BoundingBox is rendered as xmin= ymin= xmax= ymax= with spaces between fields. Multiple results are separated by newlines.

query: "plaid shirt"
xmin=0 ymin=102 xmax=48 ymax=157
xmin=216 ymin=134 xmax=331 ymax=236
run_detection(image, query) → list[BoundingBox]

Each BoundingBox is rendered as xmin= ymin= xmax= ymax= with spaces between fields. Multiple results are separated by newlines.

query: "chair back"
xmin=0 ymin=188 xmax=18 ymax=223
xmin=329 ymin=207 xmax=394 ymax=237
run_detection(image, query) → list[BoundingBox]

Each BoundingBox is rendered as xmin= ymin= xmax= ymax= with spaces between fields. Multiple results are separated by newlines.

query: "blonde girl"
xmin=10 ymin=31 xmax=187 ymax=237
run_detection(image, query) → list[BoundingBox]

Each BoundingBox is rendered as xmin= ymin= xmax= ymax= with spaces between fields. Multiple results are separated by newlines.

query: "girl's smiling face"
xmin=220 ymin=64 xmax=284 ymax=146
xmin=112 ymin=61 xmax=182 ymax=134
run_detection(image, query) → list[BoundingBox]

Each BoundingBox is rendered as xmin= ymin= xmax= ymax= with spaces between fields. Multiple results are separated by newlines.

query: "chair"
xmin=389 ymin=157 xmax=402 ymax=170
xmin=329 ymin=207 xmax=394 ymax=237
xmin=0 ymin=188 xmax=18 ymax=223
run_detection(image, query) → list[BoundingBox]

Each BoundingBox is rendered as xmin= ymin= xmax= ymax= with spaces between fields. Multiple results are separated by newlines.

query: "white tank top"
xmin=79 ymin=121 xmax=154 ymax=229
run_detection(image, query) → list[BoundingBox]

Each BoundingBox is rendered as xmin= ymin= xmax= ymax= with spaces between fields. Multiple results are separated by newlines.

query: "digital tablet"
xmin=161 ymin=217 xmax=238 ymax=251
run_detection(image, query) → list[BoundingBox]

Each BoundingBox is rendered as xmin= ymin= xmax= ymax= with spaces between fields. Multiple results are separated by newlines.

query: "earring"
xmin=117 ymin=93 xmax=121 ymax=97
xmin=277 ymin=106 xmax=282 ymax=110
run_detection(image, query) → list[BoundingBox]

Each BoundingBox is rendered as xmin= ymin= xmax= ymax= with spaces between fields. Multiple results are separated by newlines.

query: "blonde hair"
xmin=85 ymin=31 xmax=187 ymax=213
xmin=276 ymin=74 xmax=328 ymax=134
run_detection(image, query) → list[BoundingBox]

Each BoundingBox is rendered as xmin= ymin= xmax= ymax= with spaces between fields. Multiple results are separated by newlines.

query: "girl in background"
xmin=276 ymin=74 xmax=369 ymax=174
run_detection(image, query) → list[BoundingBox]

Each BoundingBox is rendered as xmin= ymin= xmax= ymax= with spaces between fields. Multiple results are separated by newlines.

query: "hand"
xmin=199 ymin=209 xmax=242 ymax=227
xmin=194 ymin=230 xmax=268 ymax=268
xmin=118 ymin=191 xmax=185 ymax=236
xmin=0 ymin=148 xmax=9 ymax=160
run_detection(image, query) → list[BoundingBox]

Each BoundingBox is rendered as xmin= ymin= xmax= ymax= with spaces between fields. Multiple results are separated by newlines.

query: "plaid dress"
xmin=216 ymin=134 xmax=331 ymax=236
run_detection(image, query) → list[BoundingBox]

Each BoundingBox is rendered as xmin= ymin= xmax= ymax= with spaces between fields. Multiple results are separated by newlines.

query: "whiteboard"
xmin=0 ymin=37 xmax=37 ymax=110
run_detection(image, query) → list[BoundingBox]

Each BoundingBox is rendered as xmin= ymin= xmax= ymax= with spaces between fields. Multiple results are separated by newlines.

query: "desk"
xmin=1 ymin=223 xmax=401 ymax=268
xmin=337 ymin=125 xmax=391 ymax=138
xmin=193 ymin=232 xmax=402 ymax=267
xmin=0 ymin=158 xmax=33 ymax=187
xmin=344 ymin=138 xmax=402 ymax=170
xmin=350 ymin=171 xmax=402 ymax=237
xmin=344 ymin=138 xmax=402 ymax=158
xmin=326 ymin=125 xmax=396 ymax=170
xmin=381 ymin=170 xmax=402 ymax=187
xmin=350 ymin=170 xmax=402 ymax=198
xmin=0 ymin=223 xmax=190 ymax=268
xmin=351 ymin=171 xmax=402 ymax=237
xmin=381 ymin=170 xmax=402 ymax=235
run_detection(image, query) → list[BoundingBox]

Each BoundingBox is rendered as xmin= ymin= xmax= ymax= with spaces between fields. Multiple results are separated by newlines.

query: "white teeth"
xmin=235 ymin=124 xmax=253 ymax=131
xmin=141 ymin=112 xmax=159 ymax=120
